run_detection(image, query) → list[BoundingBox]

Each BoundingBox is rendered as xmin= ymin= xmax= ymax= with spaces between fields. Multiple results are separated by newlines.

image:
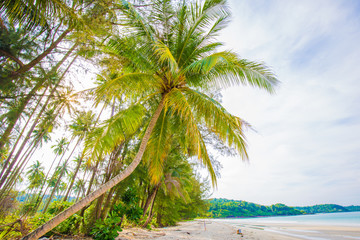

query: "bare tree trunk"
xmin=84 ymin=156 xmax=101 ymax=196
xmin=34 ymin=152 xmax=61 ymax=211
xmin=142 ymin=183 xmax=160 ymax=217
xmin=142 ymin=185 xmax=159 ymax=228
xmin=100 ymin=187 xmax=115 ymax=220
xmin=108 ymin=188 xmax=122 ymax=214
xmin=0 ymin=43 xmax=78 ymax=180
xmin=0 ymin=86 xmax=51 ymax=191
xmin=0 ymin=142 xmax=38 ymax=200
xmin=21 ymin=97 xmax=166 ymax=240
xmin=3 ymin=86 xmax=46 ymax=170
xmin=0 ymin=80 xmax=44 ymax=168
xmin=12 ymin=29 xmax=71 ymax=77
xmin=63 ymin=152 xmax=84 ymax=202
xmin=94 ymin=194 xmax=105 ymax=220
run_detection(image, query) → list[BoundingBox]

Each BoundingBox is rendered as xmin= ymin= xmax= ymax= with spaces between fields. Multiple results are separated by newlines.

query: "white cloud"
xmin=211 ymin=0 xmax=360 ymax=206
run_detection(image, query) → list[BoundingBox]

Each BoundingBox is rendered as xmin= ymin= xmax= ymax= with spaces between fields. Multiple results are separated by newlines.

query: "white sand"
xmin=116 ymin=220 xmax=299 ymax=240
xmin=116 ymin=219 xmax=360 ymax=240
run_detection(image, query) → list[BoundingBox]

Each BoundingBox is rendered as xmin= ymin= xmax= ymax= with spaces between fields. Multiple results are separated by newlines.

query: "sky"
xmin=209 ymin=0 xmax=360 ymax=206
xmin=22 ymin=0 xmax=360 ymax=208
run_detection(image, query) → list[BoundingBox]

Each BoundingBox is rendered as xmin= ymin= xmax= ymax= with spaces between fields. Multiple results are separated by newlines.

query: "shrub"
xmin=90 ymin=212 xmax=122 ymax=240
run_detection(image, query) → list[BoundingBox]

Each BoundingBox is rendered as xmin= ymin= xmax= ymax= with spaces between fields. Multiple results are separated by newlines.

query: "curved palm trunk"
xmin=21 ymin=97 xmax=166 ymax=240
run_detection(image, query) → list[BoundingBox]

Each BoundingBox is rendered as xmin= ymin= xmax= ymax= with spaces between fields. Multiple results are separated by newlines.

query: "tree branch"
xmin=0 ymin=49 xmax=24 ymax=67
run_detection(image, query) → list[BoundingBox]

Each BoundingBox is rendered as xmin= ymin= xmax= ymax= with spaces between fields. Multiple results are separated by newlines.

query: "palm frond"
xmin=105 ymin=36 xmax=155 ymax=72
xmin=84 ymin=104 xmax=146 ymax=164
xmin=116 ymin=1 xmax=155 ymax=42
xmin=183 ymin=88 xmax=249 ymax=160
xmin=166 ymin=88 xmax=217 ymax=186
xmin=176 ymin=0 xmax=229 ymax=64
xmin=154 ymin=40 xmax=178 ymax=74
xmin=144 ymin=108 xmax=172 ymax=184
xmin=0 ymin=0 xmax=73 ymax=30
xmin=185 ymin=51 xmax=279 ymax=93
xmin=95 ymin=72 xmax=161 ymax=104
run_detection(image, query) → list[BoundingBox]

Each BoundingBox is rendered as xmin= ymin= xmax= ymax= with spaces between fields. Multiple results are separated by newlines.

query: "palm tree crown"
xmin=22 ymin=1 xmax=279 ymax=239
xmin=97 ymin=0 xmax=278 ymax=185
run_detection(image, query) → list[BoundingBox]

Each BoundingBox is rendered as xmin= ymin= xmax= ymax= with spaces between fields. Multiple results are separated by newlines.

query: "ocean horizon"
xmin=214 ymin=212 xmax=360 ymax=240
xmin=216 ymin=211 xmax=360 ymax=227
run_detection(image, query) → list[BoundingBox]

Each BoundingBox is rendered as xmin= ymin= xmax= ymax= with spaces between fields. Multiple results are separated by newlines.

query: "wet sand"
xmin=233 ymin=221 xmax=360 ymax=240
xmin=117 ymin=219 xmax=358 ymax=240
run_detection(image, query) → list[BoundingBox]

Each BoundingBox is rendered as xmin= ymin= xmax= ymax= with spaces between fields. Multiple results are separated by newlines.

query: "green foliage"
xmin=208 ymin=199 xmax=360 ymax=218
xmin=28 ymin=212 xmax=53 ymax=229
xmin=54 ymin=214 xmax=82 ymax=235
xmin=91 ymin=212 xmax=122 ymax=240
xmin=295 ymin=204 xmax=349 ymax=214
xmin=20 ymin=201 xmax=38 ymax=215
xmin=153 ymin=169 xmax=209 ymax=227
xmin=46 ymin=200 xmax=73 ymax=215
xmin=0 ymin=190 xmax=19 ymax=217
xmin=208 ymin=198 xmax=303 ymax=218
xmin=121 ymin=187 xmax=138 ymax=205
xmin=114 ymin=188 xmax=143 ymax=222
xmin=124 ymin=205 xmax=143 ymax=221
xmin=345 ymin=205 xmax=360 ymax=212
xmin=0 ymin=214 xmax=30 ymax=239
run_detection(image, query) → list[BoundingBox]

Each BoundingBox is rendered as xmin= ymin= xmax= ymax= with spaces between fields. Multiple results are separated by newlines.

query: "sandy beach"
xmin=115 ymin=219 xmax=360 ymax=240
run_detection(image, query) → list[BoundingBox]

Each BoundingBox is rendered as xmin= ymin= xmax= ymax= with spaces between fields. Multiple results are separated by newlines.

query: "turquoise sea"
xmin=215 ymin=212 xmax=360 ymax=240
xmin=219 ymin=211 xmax=360 ymax=226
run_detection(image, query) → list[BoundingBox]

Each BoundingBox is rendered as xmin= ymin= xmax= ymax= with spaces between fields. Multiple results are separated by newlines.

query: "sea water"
xmin=218 ymin=211 xmax=360 ymax=226
xmin=214 ymin=212 xmax=360 ymax=240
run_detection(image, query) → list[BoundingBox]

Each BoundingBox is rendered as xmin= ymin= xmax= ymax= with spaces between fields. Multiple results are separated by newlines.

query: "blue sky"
xmin=210 ymin=0 xmax=360 ymax=206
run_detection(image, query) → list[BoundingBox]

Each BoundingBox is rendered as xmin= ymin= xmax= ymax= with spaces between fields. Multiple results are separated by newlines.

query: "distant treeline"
xmin=207 ymin=198 xmax=302 ymax=218
xmin=207 ymin=198 xmax=360 ymax=218
xmin=294 ymin=204 xmax=360 ymax=214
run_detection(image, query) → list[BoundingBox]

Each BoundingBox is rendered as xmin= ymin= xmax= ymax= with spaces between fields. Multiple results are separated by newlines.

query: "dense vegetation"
xmin=208 ymin=199 xmax=360 ymax=218
xmin=294 ymin=204 xmax=360 ymax=214
xmin=208 ymin=198 xmax=303 ymax=218
xmin=0 ymin=0 xmax=278 ymax=239
xmin=345 ymin=206 xmax=360 ymax=212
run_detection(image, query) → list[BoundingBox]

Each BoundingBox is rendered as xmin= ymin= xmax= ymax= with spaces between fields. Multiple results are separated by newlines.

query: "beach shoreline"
xmin=116 ymin=219 xmax=360 ymax=240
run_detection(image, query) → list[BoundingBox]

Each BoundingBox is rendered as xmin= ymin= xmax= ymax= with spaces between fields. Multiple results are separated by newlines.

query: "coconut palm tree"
xmin=63 ymin=111 xmax=96 ymax=201
xmin=25 ymin=160 xmax=45 ymax=198
xmin=22 ymin=0 xmax=278 ymax=239
xmin=73 ymin=179 xmax=86 ymax=202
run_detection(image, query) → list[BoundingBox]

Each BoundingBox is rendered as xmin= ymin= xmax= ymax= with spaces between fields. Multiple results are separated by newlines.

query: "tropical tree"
xmin=0 ymin=0 xmax=118 ymax=154
xmin=22 ymin=0 xmax=278 ymax=239
xmin=73 ymin=179 xmax=86 ymax=202
xmin=25 ymin=160 xmax=45 ymax=196
xmin=63 ymin=110 xmax=96 ymax=201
